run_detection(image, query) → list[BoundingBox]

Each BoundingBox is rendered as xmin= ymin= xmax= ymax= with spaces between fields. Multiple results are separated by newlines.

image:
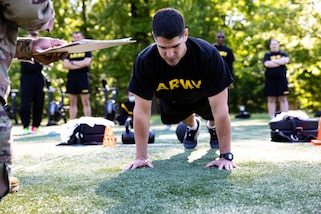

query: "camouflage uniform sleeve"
xmin=15 ymin=39 xmax=34 ymax=60
xmin=0 ymin=0 xmax=54 ymax=60
xmin=0 ymin=0 xmax=54 ymax=98
xmin=0 ymin=0 xmax=54 ymax=31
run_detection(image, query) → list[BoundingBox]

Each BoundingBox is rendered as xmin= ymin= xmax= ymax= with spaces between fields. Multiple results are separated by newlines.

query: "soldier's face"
xmin=154 ymin=29 xmax=188 ymax=66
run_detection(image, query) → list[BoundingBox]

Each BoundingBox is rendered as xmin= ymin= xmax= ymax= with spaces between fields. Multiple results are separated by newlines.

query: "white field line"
xmin=12 ymin=143 xmax=180 ymax=172
xmin=12 ymin=146 xmax=101 ymax=172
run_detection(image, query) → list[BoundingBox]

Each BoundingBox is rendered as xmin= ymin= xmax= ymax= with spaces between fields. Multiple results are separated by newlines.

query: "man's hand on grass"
xmin=124 ymin=159 xmax=154 ymax=170
xmin=204 ymin=159 xmax=237 ymax=170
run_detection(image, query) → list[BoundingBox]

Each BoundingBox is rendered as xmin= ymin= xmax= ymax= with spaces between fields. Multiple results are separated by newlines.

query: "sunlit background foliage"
xmin=9 ymin=0 xmax=321 ymax=118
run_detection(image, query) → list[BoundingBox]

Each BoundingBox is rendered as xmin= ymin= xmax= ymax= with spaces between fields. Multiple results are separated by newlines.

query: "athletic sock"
xmin=206 ymin=120 xmax=215 ymax=129
xmin=188 ymin=119 xmax=198 ymax=130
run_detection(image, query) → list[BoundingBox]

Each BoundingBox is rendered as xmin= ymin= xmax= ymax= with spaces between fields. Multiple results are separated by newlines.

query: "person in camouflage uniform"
xmin=0 ymin=0 xmax=66 ymax=201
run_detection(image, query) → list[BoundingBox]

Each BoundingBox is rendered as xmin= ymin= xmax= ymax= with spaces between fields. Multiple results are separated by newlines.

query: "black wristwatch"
xmin=219 ymin=152 xmax=234 ymax=161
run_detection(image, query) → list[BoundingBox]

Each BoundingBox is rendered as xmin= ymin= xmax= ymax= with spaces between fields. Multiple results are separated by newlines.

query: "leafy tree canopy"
xmin=9 ymin=0 xmax=321 ymax=117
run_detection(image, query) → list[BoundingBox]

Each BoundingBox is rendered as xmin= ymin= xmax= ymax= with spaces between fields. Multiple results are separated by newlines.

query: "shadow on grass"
xmin=95 ymin=149 xmax=232 ymax=213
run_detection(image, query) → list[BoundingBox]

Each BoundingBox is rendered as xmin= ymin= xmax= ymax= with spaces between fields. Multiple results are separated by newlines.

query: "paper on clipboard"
xmin=35 ymin=38 xmax=136 ymax=55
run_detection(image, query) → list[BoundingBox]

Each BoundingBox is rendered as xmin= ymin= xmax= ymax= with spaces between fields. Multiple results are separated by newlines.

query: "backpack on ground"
xmin=269 ymin=111 xmax=318 ymax=143
xmin=58 ymin=117 xmax=115 ymax=146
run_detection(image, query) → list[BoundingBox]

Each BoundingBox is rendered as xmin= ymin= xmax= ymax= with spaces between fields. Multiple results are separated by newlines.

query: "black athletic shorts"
xmin=264 ymin=78 xmax=289 ymax=97
xmin=66 ymin=72 xmax=90 ymax=94
xmin=159 ymin=97 xmax=214 ymax=124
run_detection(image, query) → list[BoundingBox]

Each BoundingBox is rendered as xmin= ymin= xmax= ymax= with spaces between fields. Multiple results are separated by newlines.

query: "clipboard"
xmin=35 ymin=37 xmax=136 ymax=55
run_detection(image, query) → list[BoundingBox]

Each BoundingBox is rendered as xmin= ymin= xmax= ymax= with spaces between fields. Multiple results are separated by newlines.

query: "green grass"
xmin=1 ymin=114 xmax=321 ymax=213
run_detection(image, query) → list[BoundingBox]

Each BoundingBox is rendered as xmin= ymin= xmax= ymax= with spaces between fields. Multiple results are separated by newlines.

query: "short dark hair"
xmin=216 ymin=30 xmax=225 ymax=36
xmin=152 ymin=8 xmax=185 ymax=39
xmin=73 ymin=31 xmax=83 ymax=36
xmin=28 ymin=31 xmax=38 ymax=37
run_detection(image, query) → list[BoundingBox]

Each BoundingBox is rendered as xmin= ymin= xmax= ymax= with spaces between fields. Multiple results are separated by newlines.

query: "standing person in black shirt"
xmin=19 ymin=32 xmax=45 ymax=134
xmin=125 ymin=8 xmax=236 ymax=171
xmin=63 ymin=31 xmax=92 ymax=120
xmin=263 ymin=39 xmax=290 ymax=119
xmin=214 ymin=30 xmax=235 ymax=87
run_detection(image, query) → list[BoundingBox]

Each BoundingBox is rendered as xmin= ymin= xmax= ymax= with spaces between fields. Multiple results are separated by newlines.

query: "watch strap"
xmin=219 ymin=152 xmax=233 ymax=161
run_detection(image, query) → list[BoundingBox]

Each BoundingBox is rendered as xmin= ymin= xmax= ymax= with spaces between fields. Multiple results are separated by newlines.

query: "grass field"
xmin=1 ymin=114 xmax=321 ymax=213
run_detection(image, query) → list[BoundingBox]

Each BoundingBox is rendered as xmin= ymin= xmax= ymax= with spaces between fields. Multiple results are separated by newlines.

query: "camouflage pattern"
xmin=0 ymin=0 xmax=54 ymax=200
xmin=0 ymin=0 xmax=54 ymax=100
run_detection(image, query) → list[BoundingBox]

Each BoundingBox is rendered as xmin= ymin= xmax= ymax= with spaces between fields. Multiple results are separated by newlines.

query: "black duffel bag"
xmin=269 ymin=118 xmax=318 ymax=143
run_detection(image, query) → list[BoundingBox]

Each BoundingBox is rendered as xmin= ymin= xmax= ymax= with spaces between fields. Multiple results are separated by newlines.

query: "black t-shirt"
xmin=263 ymin=51 xmax=288 ymax=80
xmin=120 ymin=100 xmax=135 ymax=116
xmin=129 ymin=37 xmax=233 ymax=104
xmin=67 ymin=51 xmax=92 ymax=73
xmin=20 ymin=61 xmax=43 ymax=74
xmin=214 ymin=45 xmax=235 ymax=75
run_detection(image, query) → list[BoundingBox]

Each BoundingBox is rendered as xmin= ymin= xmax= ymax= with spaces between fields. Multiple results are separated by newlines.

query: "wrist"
xmin=136 ymin=155 xmax=147 ymax=161
xmin=219 ymin=152 xmax=234 ymax=161
xmin=15 ymin=39 xmax=34 ymax=60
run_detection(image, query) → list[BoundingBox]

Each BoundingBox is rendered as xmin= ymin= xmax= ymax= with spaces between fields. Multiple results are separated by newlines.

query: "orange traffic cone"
xmin=311 ymin=118 xmax=321 ymax=145
xmin=102 ymin=125 xmax=116 ymax=146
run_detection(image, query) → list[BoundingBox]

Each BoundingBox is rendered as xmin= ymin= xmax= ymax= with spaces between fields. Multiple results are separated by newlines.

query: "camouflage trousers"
xmin=0 ymin=104 xmax=12 ymax=201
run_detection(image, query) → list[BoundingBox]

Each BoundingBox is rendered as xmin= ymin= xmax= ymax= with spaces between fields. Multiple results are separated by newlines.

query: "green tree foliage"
xmin=8 ymin=0 xmax=321 ymax=119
